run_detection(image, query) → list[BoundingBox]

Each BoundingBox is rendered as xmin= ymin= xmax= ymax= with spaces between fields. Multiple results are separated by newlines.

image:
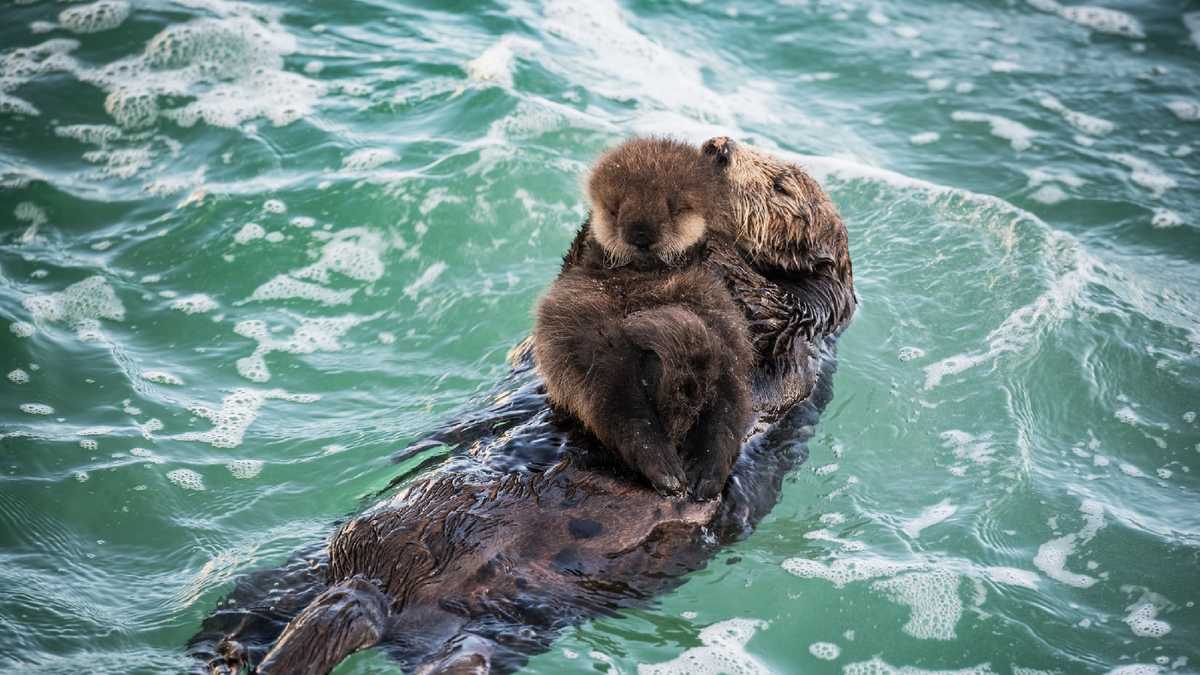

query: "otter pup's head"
xmin=701 ymin=136 xmax=850 ymax=281
xmin=587 ymin=137 xmax=723 ymax=267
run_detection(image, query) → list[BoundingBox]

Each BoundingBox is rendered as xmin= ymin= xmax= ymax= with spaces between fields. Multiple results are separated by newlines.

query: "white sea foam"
xmin=59 ymin=1 xmax=131 ymax=34
xmin=873 ymin=569 xmax=962 ymax=640
xmin=782 ymin=556 xmax=911 ymax=588
xmin=171 ymin=293 xmax=218 ymax=314
xmin=227 ymin=458 xmax=263 ymax=480
xmin=1059 ymin=6 xmax=1144 ymax=37
xmin=950 ymin=111 xmax=1036 ymax=150
xmin=342 ymin=148 xmax=397 ymax=171
xmin=808 ymin=642 xmax=840 ymax=661
xmin=1123 ymin=592 xmax=1172 ymax=638
xmin=1151 ymin=209 xmax=1183 ymax=228
xmin=637 ymin=618 xmax=770 ymax=675
xmin=21 ymin=275 xmax=125 ymax=341
xmin=1037 ymin=94 xmax=1114 ymax=135
xmin=404 ymin=261 xmax=448 ymax=299
xmin=19 ymin=403 xmax=54 ymax=415
xmin=1033 ymin=499 xmax=1105 ymax=588
xmin=234 ymin=314 xmax=371 ymax=382
xmin=1186 ymin=12 xmax=1200 ymax=50
xmin=11 ymin=321 xmax=35 ymax=338
xmin=1165 ymin=99 xmax=1199 ymax=121
xmin=909 ymin=132 xmax=939 ymax=145
xmin=234 ymin=222 xmax=265 ymax=244
xmin=465 ymin=35 xmax=537 ymax=87
xmin=985 ymin=567 xmax=1039 ymax=589
xmin=7 ymin=369 xmax=30 ymax=384
xmin=167 ymin=468 xmax=205 ymax=491
xmin=143 ymin=370 xmax=183 ymax=385
xmin=1028 ymin=2 xmax=1144 ymax=37
xmin=292 ymin=228 xmax=386 ymax=284
xmin=248 ymin=275 xmax=357 ymax=306
xmin=902 ymin=500 xmax=958 ymax=538
xmin=844 ymin=658 xmax=996 ymax=675
xmin=171 ymin=388 xmax=318 ymax=448
xmin=1108 ymin=154 xmax=1177 ymax=197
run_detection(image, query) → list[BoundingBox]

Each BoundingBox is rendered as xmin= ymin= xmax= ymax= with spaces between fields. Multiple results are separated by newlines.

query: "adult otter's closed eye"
xmin=533 ymin=137 xmax=754 ymax=500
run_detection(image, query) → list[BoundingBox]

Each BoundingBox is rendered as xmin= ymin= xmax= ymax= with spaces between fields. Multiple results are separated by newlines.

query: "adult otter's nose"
xmin=702 ymin=136 xmax=736 ymax=165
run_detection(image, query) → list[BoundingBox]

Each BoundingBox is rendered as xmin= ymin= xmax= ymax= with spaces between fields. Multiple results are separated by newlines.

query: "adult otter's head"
xmin=587 ymin=137 xmax=723 ymax=267
xmin=701 ymin=136 xmax=852 ymax=284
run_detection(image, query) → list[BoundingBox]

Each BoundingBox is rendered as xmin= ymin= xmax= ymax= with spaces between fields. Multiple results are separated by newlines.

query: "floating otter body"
xmin=189 ymin=138 xmax=856 ymax=675
xmin=534 ymin=138 xmax=754 ymax=500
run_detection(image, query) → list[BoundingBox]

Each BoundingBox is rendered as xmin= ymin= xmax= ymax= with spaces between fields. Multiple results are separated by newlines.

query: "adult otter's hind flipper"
xmin=258 ymin=576 xmax=390 ymax=675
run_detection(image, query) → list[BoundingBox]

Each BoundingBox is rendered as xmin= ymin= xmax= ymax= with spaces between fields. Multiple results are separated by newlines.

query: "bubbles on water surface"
xmin=170 ymin=388 xmax=318 ymax=449
xmin=21 ymin=275 xmax=126 ymax=340
xmin=843 ymin=658 xmax=996 ymax=675
xmin=637 ymin=618 xmax=770 ymax=675
xmin=226 ymin=459 xmax=263 ymax=480
xmin=142 ymin=370 xmax=183 ymax=386
xmin=873 ymin=569 xmax=963 ymax=641
xmin=1033 ymin=499 xmax=1105 ymax=588
xmin=166 ymin=468 xmax=205 ymax=491
xmin=233 ymin=314 xmax=373 ymax=383
xmin=19 ymin=403 xmax=54 ymax=415
xmin=808 ymin=642 xmax=840 ymax=660
xmin=58 ymin=1 xmax=131 ymax=35
xmin=901 ymin=500 xmax=957 ymax=539
xmin=171 ymin=294 xmax=218 ymax=314
xmin=950 ymin=111 xmax=1036 ymax=151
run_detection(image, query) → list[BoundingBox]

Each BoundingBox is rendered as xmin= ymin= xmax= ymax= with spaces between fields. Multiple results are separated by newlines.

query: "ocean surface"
xmin=1 ymin=0 xmax=1198 ymax=673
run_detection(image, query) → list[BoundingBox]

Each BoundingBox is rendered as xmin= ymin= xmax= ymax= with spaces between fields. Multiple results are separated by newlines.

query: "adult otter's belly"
xmin=332 ymin=462 xmax=719 ymax=622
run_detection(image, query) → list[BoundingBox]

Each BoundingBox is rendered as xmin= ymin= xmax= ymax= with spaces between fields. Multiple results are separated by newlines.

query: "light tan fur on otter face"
xmin=587 ymin=137 xmax=720 ymax=267
xmin=703 ymin=138 xmax=852 ymax=285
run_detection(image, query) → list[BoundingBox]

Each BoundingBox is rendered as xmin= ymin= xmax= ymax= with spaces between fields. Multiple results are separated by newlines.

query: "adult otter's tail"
xmin=621 ymin=305 xmax=720 ymax=444
xmin=257 ymin=576 xmax=389 ymax=675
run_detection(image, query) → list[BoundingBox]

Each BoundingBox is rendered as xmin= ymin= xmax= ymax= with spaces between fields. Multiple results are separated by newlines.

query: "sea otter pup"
xmin=533 ymin=137 xmax=754 ymax=501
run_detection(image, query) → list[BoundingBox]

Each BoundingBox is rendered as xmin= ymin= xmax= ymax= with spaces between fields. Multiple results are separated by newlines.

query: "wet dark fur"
xmin=188 ymin=139 xmax=857 ymax=675
xmin=534 ymin=137 xmax=753 ymax=500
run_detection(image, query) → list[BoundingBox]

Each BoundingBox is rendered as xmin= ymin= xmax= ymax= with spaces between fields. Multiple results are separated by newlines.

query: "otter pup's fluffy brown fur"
xmin=533 ymin=137 xmax=754 ymax=500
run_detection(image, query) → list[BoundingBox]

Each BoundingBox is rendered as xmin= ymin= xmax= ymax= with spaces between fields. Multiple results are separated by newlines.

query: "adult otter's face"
xmin=587 ymin=137 xmax=721 ymax=267
xmin=701 ymin=136 xmax=844 ymax=271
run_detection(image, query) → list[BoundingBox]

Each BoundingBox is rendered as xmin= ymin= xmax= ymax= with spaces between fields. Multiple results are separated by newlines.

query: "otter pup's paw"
xmin=637 ymin=448 xmax=688 ymax=497
xmin=617 ymin=428 xmax=687 ymax=496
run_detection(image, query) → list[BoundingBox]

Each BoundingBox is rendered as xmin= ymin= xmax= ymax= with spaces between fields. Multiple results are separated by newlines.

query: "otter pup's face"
xmin=587 ymin=137 xmax=721 ymax=267
xmin=701 ymin=136 xmax=843 ymax=266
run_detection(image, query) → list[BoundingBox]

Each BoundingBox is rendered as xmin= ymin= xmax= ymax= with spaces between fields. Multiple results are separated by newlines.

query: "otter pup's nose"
xmin=702 ymin=136 xmax=736 ymax=165
xmin=629 ymin=225 xmax=655 ymax=250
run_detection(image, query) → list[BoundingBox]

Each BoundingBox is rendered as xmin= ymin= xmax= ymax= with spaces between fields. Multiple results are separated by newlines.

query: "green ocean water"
xmin=1 ymin=0 xmax=1199 ymax=672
